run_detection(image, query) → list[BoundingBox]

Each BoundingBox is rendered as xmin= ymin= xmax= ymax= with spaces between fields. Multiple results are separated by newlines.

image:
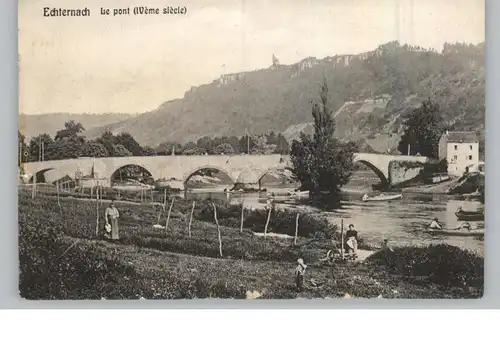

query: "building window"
xmin=454 ymin=155 xmax=457 ymax=161
xmin=454 ymin=145 xmax=458 ymax=150
xmin=469 ymin=145 xmax=473 ymax=150
xmin=469 ymin=155 xmax=472 ymax=160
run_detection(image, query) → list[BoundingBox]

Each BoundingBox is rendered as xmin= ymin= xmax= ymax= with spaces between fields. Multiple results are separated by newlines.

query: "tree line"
xmin=18 ymin=121 xmax=290 ymax=165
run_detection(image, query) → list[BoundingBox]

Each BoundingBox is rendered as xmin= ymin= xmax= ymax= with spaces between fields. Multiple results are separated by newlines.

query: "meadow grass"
xmin=18 ymin=191 xmax=483 ymax=299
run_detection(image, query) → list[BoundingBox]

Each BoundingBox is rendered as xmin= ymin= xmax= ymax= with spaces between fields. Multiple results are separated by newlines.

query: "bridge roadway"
xmin=22 ymin=153 xmax=431 ymax=189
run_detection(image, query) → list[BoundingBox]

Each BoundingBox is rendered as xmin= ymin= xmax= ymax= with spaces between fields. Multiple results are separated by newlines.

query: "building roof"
xmin=442 ymin=131 xmax=479 ymax=143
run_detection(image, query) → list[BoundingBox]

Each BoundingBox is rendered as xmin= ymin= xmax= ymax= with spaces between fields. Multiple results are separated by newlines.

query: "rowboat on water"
xmin=463 ymin=190 xmax=481 ymax=199
xmin=113 ymin=179 xmax=154 ymax=192
xmin=290 ymin=190 xmax=310 ymax=197
xmin=362 ymin=193 xmax=402 ymax=202
xmin=455 ymin=208 xmax=484 ymax=221
xmin=426 ymin=228 xmax=484 ymax=237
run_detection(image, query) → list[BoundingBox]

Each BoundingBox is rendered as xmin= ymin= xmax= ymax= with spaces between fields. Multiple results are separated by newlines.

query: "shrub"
xmin=18 ymin=209 xmax=138 ymax=299
xmin=191 ymin=199 xmax=336 ymax=239
xmin=366 ymin=244 xmax=484 ymax=290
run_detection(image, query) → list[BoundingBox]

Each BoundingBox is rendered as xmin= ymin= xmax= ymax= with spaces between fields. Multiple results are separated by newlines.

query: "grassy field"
xmin=18 ymin=190 xmax=483 ymax=299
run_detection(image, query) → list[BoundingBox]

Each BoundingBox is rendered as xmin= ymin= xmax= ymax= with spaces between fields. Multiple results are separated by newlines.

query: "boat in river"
xmin=289 ymin=190 xmax=310 ymax=197
xmin=362 ymin=193 xmax=402 ymax=202
xmin=462 ymin=190 xmax=482 ymax=200
xmin=426 ymin=228 xmax=484 ymax=237
xmin=455 ymin=208 xmax=484 ymax=221
xmin=113 ymin=179 xmax=154 ymax=192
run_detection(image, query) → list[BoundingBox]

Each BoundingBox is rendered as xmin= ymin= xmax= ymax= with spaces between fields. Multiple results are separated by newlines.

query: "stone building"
xmin=438 ymin=131 xmax=480 ymax=177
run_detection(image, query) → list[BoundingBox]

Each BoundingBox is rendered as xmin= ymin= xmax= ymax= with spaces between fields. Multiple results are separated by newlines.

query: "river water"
xmin=181 ymin=170 xmax=484 ymax=256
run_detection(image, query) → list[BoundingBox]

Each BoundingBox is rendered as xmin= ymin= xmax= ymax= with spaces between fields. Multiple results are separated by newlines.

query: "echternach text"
xmin=43 ymin=7 xmax=91 ymax=17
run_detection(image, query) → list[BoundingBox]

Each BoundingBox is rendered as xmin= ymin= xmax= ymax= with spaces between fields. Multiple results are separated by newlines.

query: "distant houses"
xmin=438 ymin=131 xmax=480 ymax=177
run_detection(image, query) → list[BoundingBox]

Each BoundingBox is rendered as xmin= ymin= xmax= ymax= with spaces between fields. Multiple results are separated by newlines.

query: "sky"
xmin=19 ymin=0 xmax=485 ymax=115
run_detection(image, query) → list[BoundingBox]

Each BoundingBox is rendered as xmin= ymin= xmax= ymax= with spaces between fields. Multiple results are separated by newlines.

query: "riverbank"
xmin=401 ymin=172 xmax=484 ymax=197
xmin=401 ymin=177 xmax=461 ymax=194
xmin=18 ymin=191 xmax=483 ymax=299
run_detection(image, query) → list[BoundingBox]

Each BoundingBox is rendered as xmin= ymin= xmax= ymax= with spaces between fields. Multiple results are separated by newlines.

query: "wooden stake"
xmin=341 ymin=219 xmax=344 ymax=259
xmin=163 ymin=189 xmax=167 ymax=211
xmin=263 ymin=207 xmax=272 ymax=238
xmin=165 ymin=197 xmax=175 ymax=232
xmin=95 ymin=186 xmax=100 ymax=237
xmin=240 ymin=203 xmax=244 ymax=233
xmin=294 ymin=212 xmax=300 ymax=245
xmin=188 ymin=201 xmax=195 ymax=238
xmin=56 ymin=183 xmax=62 ymax=214
xmin=32 ymin=172 xmax=36 ymax=199
xmin=156 ymin=208 xmax=162 ymax=225
xmin=212 ymin=202 xmax=223 ymax=257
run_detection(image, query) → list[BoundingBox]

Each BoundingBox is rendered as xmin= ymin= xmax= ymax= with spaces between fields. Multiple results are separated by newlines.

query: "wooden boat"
xmin=290 ymin=190 xmax=310 ymax=197
xmin=462 ymin=191 xmax=481 ymax=200
xmin=113 ymin=179 xmax=154 ymax=192
xmin=455 ymin=209 xmax=484 ymax=221
xmin=427 ymin=228 xmax=484 ymax=237
xmin=362 ymin=193 xmax=402 ymax=202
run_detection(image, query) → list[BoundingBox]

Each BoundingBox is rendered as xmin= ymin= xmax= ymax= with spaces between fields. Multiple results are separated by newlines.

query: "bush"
xmin=448 ymin=172 xmax=484 ymax=195
xmin=366 ymin=244 xmax=484 ymax=290
xmin=18 ymin=209 xmax=138 ymax=299
xmin=191 ymin=199 xmax=336 ymax=239
xmin=421 ymin=159 xmax=448 ymax=181
xmin=244 ymin=208 xmax=337 ymax=239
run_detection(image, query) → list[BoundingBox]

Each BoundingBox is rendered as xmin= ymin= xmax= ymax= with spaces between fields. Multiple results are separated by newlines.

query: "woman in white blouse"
xmin=105 ymin=200 xmax=120 ymax=240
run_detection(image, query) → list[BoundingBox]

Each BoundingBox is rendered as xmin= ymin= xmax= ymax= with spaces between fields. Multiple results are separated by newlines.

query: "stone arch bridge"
xmin=22 ymin=153 xmax=431 ymax=189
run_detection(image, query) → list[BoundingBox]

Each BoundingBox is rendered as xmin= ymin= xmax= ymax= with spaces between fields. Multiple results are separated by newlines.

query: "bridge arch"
xmin=257 ymin=167 xmax=295 ymax=186
xmin=354 ymin=160 xmax=389 ymax=187
xmin=183 ymin=166 xmax=235 ymax=188
xmin=29 ymin=168 xmax=59 ymax=184
xmin=110 ymin=164 xmax=155 ymax=185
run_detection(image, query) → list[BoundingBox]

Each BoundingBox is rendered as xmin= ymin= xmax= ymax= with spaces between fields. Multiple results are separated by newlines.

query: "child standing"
xmin=295 ymin=258 xmax=307 ymax=292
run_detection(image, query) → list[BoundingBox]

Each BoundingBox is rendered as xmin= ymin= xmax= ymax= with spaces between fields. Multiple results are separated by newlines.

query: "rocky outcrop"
xmin=215 ymin=73 xmax=246 ymax=87
xmin=290 ymin=57 xmax=319 ymax=78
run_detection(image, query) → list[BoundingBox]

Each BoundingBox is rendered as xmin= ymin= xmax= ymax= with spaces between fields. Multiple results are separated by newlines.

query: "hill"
xmin=80 ymin=41 xmax=484 ymax=151
xmin=19 ymin=113 xmax=136 ymax=140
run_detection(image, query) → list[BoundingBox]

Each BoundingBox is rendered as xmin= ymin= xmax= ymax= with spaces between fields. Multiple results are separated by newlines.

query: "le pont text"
xmin=100 ymin=7 xmax=188 ymax=16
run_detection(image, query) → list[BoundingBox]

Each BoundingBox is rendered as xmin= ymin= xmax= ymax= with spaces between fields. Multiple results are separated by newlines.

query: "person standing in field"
xmin=105 ymin=200 xmax=120 ymax=241
xmin=345 ymin=224 xmax=358 ymax=258
xmin=295 ymin=258 xmax=307 ymax=292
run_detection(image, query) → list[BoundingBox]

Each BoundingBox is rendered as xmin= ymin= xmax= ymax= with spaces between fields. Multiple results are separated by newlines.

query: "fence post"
xmin=240 ymin=203 xmax=244 ymax=233
xmin=212 ymin=202 xmax=223 ymax=257
xmin=294 ymin=212 xmax=300 ymax=245
xmin=188 ymin=200 xmax=195 ymax=238
xmin=165 ymin=197 xmax=175 ymax=232
xmin=95 ymin=186 xmax=100 ymax=237
xmin=263 ymin=207 xmax=272 ymax=238
xmin=56 ymin=182 xmax=62 ymax=215
xmin=32 ymin=172 xmax=36 ymax=199
xmin=341 ymin=219 xmax=344 ymax=259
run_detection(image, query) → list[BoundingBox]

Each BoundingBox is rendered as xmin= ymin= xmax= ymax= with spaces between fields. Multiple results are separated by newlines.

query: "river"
xmin=181 ymin=170 xmax=485 ymax=256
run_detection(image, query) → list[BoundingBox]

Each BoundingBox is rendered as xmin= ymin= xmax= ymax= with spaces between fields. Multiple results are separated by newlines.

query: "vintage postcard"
xmin=18 ymin=0 xmax=484 ymax=300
